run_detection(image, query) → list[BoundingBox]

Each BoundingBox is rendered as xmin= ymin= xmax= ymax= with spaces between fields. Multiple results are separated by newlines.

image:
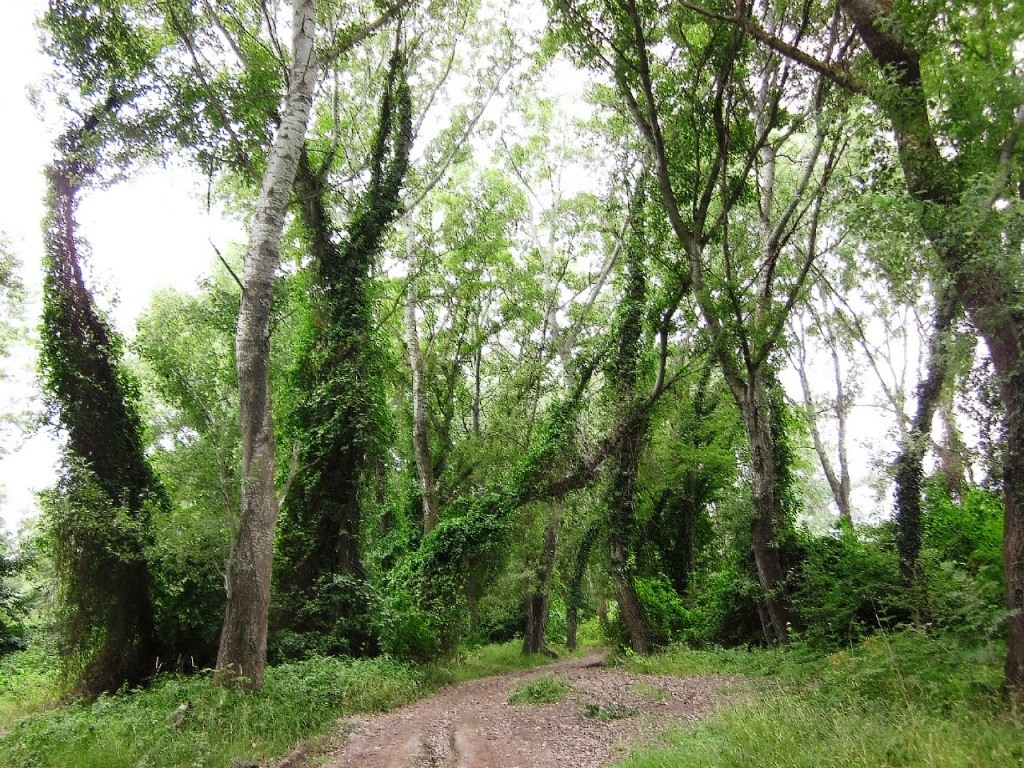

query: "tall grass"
xmin=618 ymin=631 xmax=1024 ymax=768
xmin=0 ymin=640 xmax=558 ymax=768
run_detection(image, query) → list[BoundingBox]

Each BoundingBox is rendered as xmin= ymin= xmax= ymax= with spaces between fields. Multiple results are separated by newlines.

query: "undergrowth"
xmin=507 ymin=673 xmax=571 ymax=705
xmin=618 ymin=630 xmax=1023 ymax=768
xmin=0 ymin=640 xmax=560 ymax=768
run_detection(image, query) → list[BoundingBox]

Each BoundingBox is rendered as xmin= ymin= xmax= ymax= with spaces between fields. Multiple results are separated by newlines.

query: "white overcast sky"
xmin=0 ymin=0 xmax=241 ymax=533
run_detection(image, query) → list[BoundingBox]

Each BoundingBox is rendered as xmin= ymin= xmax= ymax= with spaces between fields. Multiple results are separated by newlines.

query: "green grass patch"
xmin=432 ymin=640 xmax=567 ymax=686
xmin=0 ymin=641 xmax=563 ymax=768
xmin=616 ymin=631 xmax=1024 ymax=768
xmin=507 ymin=673 xmax=571 ymax=705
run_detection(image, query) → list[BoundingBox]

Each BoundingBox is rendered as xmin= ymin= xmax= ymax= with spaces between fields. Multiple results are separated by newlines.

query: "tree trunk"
xmin=523 ymin=512 xmax=560 ymax=655
xmin=275 ymin=52 xmax=412 ymax=642
xmin=406 ymin=223 xmax=440 ymax=535
xmin=840 ymin=0 xmax=1024 ymax=697
xmin=893 ymin=287 xmax=958 ymax=586
xmin=216 ymin=0 xmax=318 ymax=692
xmin=938 ymin=390 xmax=967 ymax=496
xmin=604 ymin=231 xmax=652 ymax=654
xmin=736 ymin=373 xmax=800 ymax=645
xmin=41 ymin=95 xmax=167 ymax=697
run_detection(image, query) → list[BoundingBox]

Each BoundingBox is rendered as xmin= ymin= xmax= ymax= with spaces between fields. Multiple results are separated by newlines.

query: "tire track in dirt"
xmin=319 ymin=652 xmax=733 ymax=768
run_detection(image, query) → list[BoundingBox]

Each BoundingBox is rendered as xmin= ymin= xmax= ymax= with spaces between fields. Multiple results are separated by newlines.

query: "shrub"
xmin=792 ymin=532 xmax=904 ymax=648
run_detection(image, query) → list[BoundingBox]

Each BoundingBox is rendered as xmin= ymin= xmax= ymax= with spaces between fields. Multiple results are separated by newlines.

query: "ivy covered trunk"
xmin=605 ymin=230 xmax=651 ymax=655
xmin=217 ymin=0 xmax=318 ymax=692
xmin=566 ymin=523 xmax=601 ymax=650
xmin=840 ymin=0 xmax=1024 ymax=698
xmin=893 ymin=288 xmax=958 ymax=589
xmin=275 ymin=50 xmax=412 ymax=649
xmin=735 ymin=371 xmax=799 ymax=645
xmin=523 ymin=512 xmax=559 ymax=655
xmin=40 ymin=98 xmax=167 ymax=697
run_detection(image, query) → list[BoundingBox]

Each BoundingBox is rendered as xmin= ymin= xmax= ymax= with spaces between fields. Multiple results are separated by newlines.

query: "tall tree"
xmin=836 ymin=0 xmax=1024 ymax=694
xmin=41 ymin=106 xmax=168 ymax=697
xmin=706 ymin=0 xmax=1024 ymax=696
xmin=216 ymin=0 xmax=319 ymax=691
xmin=37 ymin=1 xmax=172 ymax=697
xmin=275 ymin=44 xmax=413 ymax=648
xmin=552 ymin=0 xmax=847 ymax=643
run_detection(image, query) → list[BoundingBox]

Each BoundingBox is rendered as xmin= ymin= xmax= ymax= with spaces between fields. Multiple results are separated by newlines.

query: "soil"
xmin=310 ymin=651 xmax=734 ymax=768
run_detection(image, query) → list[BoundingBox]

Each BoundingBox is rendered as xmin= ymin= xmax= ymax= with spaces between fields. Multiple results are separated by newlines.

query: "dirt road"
xmin=316 ymin=652 xmax=730 ymax=768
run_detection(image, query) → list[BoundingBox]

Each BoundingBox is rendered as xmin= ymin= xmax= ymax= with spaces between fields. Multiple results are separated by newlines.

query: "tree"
xmin=216 ymin=0 xmax=319 ymax=691
xmin=552 ymin=0 xmax=848 ymax=643
xmin=274 ymin=44 xmax=413 ymax=651
xmin=704 ymin=0 xmax=1024 ymax=695
xmin=36 ymin=0 xmax=177 ymax=696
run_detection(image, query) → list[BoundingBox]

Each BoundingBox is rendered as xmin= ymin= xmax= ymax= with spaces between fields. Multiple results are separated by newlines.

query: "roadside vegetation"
xmin=0 ymin=641 xmax=563 ymax=768
xmin=621 ymin=632 xmax=1023 ymax=768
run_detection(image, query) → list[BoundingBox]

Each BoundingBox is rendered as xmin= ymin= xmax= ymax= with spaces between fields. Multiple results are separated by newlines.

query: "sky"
xmin=0 ymin=1 xmax=242 ymax=533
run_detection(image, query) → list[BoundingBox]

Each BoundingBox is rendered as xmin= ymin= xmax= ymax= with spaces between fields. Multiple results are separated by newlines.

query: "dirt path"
xmin=316 ymin=652 xmax=732 ymax=768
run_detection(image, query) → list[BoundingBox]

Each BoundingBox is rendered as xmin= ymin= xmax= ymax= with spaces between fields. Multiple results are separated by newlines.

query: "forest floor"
xmin=303 ymin=650 xmax=736 ymax=768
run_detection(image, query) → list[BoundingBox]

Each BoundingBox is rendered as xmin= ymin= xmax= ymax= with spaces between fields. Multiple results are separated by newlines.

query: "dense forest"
xmin=0 ymin=0 xmax=1023 ymax=765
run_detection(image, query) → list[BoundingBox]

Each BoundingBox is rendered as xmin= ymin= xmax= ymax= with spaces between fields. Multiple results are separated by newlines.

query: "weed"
xmin=507 ymin=674 xmax=571 ymax=705
xmin=581 ymin=700 xmax=637 ymax=721
xmin=628 ymin=681 xmax=669 ymax=701
xmin=615 ymin=631 xmax=1024 ymax=768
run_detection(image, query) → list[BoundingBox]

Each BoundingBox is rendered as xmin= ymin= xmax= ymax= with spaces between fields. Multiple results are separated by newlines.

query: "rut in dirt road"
xmin=320 ymin=652 xmax=733 ymax=768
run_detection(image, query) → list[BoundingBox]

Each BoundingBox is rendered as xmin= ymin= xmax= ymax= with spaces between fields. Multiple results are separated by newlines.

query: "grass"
xmin=581 ymin=700 xmax=637 ymax=721
xmin=616 ymin=630 xmax=1024 ymax=768
xmin=0 ymin=640 xmax=563 ymax=768
xmin=507 ymin=673 xmax=571 ymax=705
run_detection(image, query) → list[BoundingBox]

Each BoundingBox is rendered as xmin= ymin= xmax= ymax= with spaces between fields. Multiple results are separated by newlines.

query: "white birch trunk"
xmin=215 ymin=0 xmax=319 ymax=691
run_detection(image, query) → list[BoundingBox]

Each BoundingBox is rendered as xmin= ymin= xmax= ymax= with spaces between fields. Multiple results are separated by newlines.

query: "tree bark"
xmin=839 ymin=0 xmax=1024 ymax=698
xmin=566 ymin=522 xmax=601 ymax=650
xmin=216 ymin=0 xmax=318 ymax=692
xmin=523 ymin=511 xmax=560 ymax=655
xmin=893 ymin=286 xmax=958 ymax=585
xmin=406 ymin=269 xmax=440 ymax=535
xmin=605 ymin=233 xmax=652 ymax=655
xmin=736 ymin=372 xmax=801 ymax=644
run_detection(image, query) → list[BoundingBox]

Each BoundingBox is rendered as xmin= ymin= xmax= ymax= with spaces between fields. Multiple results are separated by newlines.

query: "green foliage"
xmin=922 ymin=484 xmax=1003 ymax=577
xmin=0 ymin=537 xmax=28 ymax=657
xmin=619 ymin=632 xmax=1021 ymax=768
xmin=675 ymin=565 xmax=763 ymax=647
xmin=607 ymin=576 xmax=689 ymax=649
xmin=507 ymin=673 xmax=571 ymax=705
xmin=581 ymin=700 xmax=637 ymax=721
xmin=368 ymin=587 xmax=440 ymax=664
xmin=0 ymin=656 xmax=425 ymax=768
xmin=274 ymin=47 xmax=413 ymax=648
xmin=792 ymin=532 xmax=905 ymax=648
xmin=0 ymin=646 xmax=62 ymax=727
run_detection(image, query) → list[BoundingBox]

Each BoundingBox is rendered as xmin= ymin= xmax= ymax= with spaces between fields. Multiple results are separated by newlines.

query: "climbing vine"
xmin=274 ymin=47 xmax=414 ymax=653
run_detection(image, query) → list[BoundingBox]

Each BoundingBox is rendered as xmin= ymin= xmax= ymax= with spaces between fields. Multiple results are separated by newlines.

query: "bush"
xmin=370 ymin=588 xmax=440 ymax=663
xmin=792 ymin=532 xmax=904 ymax=648
xmin=605 ymin=576 xmax=693 ymax=649
xmin=682 ymin=567 xmax=763 ymax=647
